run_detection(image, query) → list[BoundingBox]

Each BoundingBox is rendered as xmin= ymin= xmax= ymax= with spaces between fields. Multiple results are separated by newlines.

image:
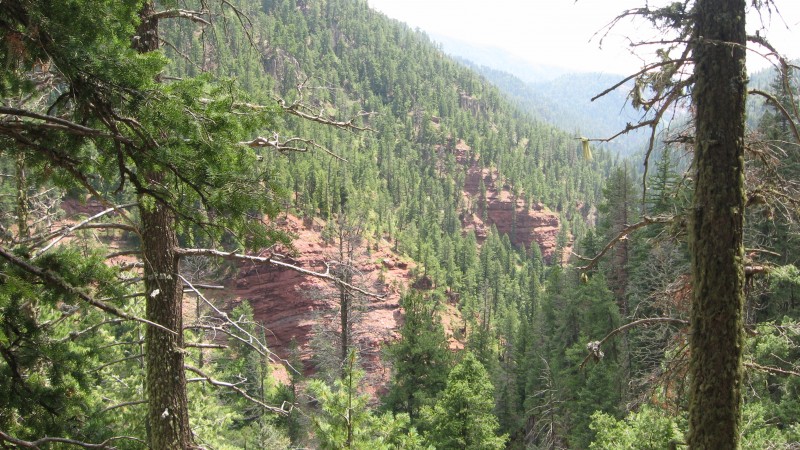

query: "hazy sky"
xmin=367 ymin=0 xmax=800 ymax=74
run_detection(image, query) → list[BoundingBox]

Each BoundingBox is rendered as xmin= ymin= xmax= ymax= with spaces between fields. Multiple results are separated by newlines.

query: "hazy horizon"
xmin=368 ymin=0 xmax=800 ymax=75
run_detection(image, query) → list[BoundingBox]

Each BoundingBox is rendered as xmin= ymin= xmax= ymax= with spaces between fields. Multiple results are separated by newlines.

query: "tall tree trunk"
xmin=134 ymin=4 xmax=193 ymax=448
xmin=15 ymin=153 xmax=28 ymax=240
xmin=688 ymin=0 xmax=747 ymax=447
xmin=141 ymin=195 xmax=192 ymax=449
xmin=338 ymin=223 xmax=351 ymax=379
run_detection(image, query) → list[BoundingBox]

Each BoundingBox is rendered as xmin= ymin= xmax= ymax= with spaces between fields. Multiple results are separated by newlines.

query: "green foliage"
xmin=1 ymin=0 xmax=630 ymax=446
xmin=309 ymin=351 xmax=428 ymax=449
xmin=0 ymin=248 xmax=142 ymax=442
xmin=589 ymin=405 xmax=685 ymax=450
xmin=421 ymin=352 xmax=507 ymax=449
xmin=384 ymin=292 xmax=451 ymax=422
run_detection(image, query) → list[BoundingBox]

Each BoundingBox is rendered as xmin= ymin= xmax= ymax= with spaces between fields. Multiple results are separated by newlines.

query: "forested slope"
xmin=2 ymin=0 xmax=800 ymax=449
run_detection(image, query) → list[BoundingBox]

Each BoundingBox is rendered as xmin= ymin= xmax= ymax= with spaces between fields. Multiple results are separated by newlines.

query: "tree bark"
xmin=141 ymin=196 xmax=192 ymax=449
xmin=688 ymin=0 xmax=747 ymax=448
xmin=134 ymin=3 xmax=193 ymax=448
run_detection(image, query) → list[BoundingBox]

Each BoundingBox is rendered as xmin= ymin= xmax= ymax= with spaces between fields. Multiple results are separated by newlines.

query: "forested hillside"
xmin=2 ymin=0 xmax=800 ymax=449
xmin=464 ymin=64 xmax=652 ymax=156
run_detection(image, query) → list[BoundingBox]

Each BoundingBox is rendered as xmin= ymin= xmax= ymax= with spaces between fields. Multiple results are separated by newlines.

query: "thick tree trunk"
xmin=141 ymin=197 xmax=192 ymax=449
xmin=135 ymin=3 xmax=193 ymax=448
xmin=688 ymin=0 xmax=747 ymax=448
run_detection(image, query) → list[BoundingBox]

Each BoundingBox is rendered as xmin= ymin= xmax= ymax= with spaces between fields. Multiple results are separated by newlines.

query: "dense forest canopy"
xmin=1 ymin=0 xmax=799 ymax=449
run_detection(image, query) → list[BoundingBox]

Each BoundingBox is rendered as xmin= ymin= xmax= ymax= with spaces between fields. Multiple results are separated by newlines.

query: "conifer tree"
xmin=384 ymin=292 xmax=451 ymax=422
xmin=422 ymin=352 xmax=507 ymax=450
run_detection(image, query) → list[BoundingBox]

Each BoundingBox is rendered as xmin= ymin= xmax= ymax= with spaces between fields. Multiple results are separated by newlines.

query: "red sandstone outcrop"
xmin=228 ymin=215 xmax=423 ymax=392
xmin=454 ymin=140 xmax=561 ymax=262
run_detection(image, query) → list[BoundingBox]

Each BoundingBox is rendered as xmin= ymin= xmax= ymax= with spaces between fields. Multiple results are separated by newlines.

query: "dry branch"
xmin=0 ymin=430 xmax=143 ymax=449
xmin=580 ymin=317 xmax=689 ymax=370
xmin=149 ymin=9 xmax=210 ymax=25
xmin=749 ymin=89 xmax=800 ymax=144
xmin=33 ymin=203 xmax=138 ymax=256
xmin=574 ymin=216 xmax=675 ymax=271
xmin=744 ymin=361 xmax=800 ymax=377
xmin=185 ymin=365 xmax=290 ymax=416
xmin=176 ymin=247 xmax=386 ymax=299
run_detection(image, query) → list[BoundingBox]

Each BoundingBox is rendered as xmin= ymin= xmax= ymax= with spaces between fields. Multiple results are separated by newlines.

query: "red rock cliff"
xmin=454 ymin=140 xmax=561 ymax=263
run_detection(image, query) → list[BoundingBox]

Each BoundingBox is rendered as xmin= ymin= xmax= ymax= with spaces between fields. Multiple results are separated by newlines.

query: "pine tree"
xmin=384 ymin=292 xmax=451 ymax=422
xmin=421 ymin=352 xmax=507 ymax=450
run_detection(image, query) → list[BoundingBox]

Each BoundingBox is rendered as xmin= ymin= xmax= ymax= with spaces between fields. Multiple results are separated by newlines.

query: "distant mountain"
xmin=462 ymin=62 xmax=651 ymax=156
xmin=426 ymin=34 xmax=651 ymax=155
xmin=429 ymin=33 xmax=571 ymax=83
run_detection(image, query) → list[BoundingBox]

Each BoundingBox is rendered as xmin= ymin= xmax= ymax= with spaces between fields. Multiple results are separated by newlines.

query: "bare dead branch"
xmin=574 ymin=216 xmax=675 ymax=271
xmin=57 ymin=319 xmax=126 ymax=343
xmin=33 ymin=203 xmax=138 ymax=256
xmin=744 ymin=361 xmax=800 ymax=377
xmin=149 ymin=9 xmax=211 ymax=25
xmin=750 ymin=89 xmax=800 ymax=144
xmin=185 ymin=323 xmax=278 ymax=360
xmin=179 ymin=274 xmax=297 ymax=372
xmin=185 ymin=342 xmax=227 ymax=349
xmin=182 ymin=283 xmax=225 ymax=291
xmin=91 ymin=354 xmax=145 ymax=372
xmin=590 ymin=59 xmax=689 ymax=103
xmin=278 ymin=98 xmax=376 ymax=132
xmin=185 ymin=365 xmax=290 ymax=416
xmin=0 ymin=107 xmax=135 ymax=145
xmin=106 ymin=250 xmax=142 ymax=259
xmin=639 ymin=77 xmax=693 ymax=207
xmin=0 ymin=430 xmax=143 ymax=449
xmin=240 ymin=134 xmax=347 ymax=161
xmin=580 ymin=317 xmax=689 ymax=370
xmin=177 ymin=247 xmax=386 ymax=299
xmin=97 ymin=399 xmax=147 ymax=415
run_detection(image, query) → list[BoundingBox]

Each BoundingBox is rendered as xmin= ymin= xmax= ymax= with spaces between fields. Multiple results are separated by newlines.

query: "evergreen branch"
xmin=184 ymin=365 xmax=290 ymax=416
xmin=574 ymin=216 xmax=674 ymax=271
xmin=0 ymin=245 xmax=177 ymax=336
xmin=580 ymin=317 xmax=689 ymax=370
xmin=176 ymin=248 xmax=386 ymax=299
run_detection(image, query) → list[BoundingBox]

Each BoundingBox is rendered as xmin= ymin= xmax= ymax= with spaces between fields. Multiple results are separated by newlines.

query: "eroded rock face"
xmin=455 ymin=140 xmax=561 ymax=263
xmin=222 ymin=138 xmax=562 ymax=392
xmin=228 ymin=215 xmax=412 ymax=393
